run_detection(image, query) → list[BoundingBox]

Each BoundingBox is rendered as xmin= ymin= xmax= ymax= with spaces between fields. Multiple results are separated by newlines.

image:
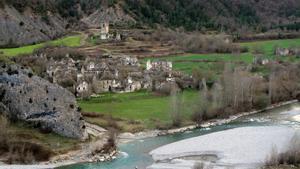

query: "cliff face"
xmin=0 ymin=64 xmax=87 ymax=139
xmin=81 ymin=5 xmax=136 ymax=28
xmin=0 ymin=5 xmax=66 ymax=47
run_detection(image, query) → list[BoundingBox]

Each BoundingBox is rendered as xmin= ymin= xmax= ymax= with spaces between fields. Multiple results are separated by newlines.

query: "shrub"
xmin=193 ymin=162 xmax=205 ymax=169
xmin=90 ymin=130 xmax=116 ymax=156
xmin=82 ymin=112 xmax=103 ymax=118
xmin=0 ymin=115 xmax=54 ymax=164
xmin=169 ymin=89 xmax=183 ymax=127
xmin=253 ymin=94 xmax=269 ymax=109
xmin=193 ymin=162 xmax=212 ymax=169
xmin=6 ymin=141 xmax=53 ymax=164
xmin=265 ymin=134 xmax=300 ymax=168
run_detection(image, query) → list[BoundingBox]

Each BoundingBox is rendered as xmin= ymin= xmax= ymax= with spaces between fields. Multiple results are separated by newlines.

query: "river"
xmin=58 ymin=103 xmax=300 ymax=169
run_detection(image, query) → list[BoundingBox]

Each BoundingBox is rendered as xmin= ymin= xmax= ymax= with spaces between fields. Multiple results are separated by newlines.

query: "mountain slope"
xmin=0 ymin=5 xmax=66 ymax=47
xmin=0 ymin=0 xmax=300 ymax=46
xmin=122 ymin=0 xmax=300 ymax=31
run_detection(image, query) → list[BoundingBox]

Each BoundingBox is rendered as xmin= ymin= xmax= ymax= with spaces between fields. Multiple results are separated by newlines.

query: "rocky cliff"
xmin=0 ymin=5 xmax=66 ymax=47
xmin=0 ymin=63 xmax=87 ymax=139
xmin=81 ymin=5 xmax=135 ymax=28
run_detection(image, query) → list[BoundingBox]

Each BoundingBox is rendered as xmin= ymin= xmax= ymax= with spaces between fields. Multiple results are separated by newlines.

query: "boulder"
xmin=0 ymin=64 xmax=87 ymax=139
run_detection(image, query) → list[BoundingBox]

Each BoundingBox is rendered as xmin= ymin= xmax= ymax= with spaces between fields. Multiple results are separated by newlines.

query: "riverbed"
xmin=58 ymin=102 xmax=300 ymax=169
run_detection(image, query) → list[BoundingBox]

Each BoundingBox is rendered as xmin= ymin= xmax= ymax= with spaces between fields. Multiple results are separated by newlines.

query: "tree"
xmin=192 ymin=78 xmax=210 ymax=124
xmin=169 ymin=85 xmax=183 ymax=127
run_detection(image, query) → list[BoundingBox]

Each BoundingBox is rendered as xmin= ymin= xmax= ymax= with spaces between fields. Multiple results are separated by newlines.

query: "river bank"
xmin=0 ymin=100 xmax=298 ymax=169
xmin=118 ymin=100 xmax=298 ymax=144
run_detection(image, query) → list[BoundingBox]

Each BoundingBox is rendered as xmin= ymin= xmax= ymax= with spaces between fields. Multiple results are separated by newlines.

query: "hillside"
xmin=122 ymin=0 xmax=300 ymax=31
xmin=0 ymin=0 xmax=300 ymax=46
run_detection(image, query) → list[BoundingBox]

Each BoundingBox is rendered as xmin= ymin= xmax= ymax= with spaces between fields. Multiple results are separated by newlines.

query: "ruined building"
xmin=100 ymin=22 xmax=110 ymax=40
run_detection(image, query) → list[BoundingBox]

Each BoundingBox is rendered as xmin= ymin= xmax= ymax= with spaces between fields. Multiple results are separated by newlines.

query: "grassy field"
xmin=79 ymin=90 xmax=199 ymax=131
xmin=143 ymin=38 xmax=300 ymax=74
xmin=144 ymin=53 xmax=253 ymax=75
xmin=0 ymin=35 xmax=82 ymax=57
xmin=240 ymin=38 xmax=300 ymax=55
xmin=7 ymin=121 xmax=80 ymax=155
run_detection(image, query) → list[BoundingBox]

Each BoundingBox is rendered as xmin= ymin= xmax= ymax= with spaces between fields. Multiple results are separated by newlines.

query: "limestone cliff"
xmin=81 ymin=5 xmax=135 ymax=28
xmin=0 ymin=64 xmax=87 ymax=139
xmin=0 ymin=5 xmax=66 ymax=47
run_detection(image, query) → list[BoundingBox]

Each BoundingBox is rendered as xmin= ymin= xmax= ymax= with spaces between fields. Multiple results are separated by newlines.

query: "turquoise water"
xmin=58 ymin=103 xmax=300 ymax=169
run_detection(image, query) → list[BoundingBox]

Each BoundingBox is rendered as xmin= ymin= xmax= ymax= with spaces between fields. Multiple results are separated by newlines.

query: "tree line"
xmin=170 ymin=62 xmax=300 ymax=127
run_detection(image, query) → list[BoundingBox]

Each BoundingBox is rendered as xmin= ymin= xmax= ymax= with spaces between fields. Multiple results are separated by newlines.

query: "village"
xmin=40 ymin=21 xmax=300 ymax=99
xmin=35 ymin=22 xmax=195 ymax=98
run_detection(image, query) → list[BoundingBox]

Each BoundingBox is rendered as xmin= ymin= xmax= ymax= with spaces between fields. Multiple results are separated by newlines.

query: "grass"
xmin=10 ymin=122 xmax=80 ymax=155
xmin=0 ymin=35 xmax=82 ymax=57
xmin=142 ymin=38 xmax=300 ymax=75
xmin=240 ymin=38 xmax=300 ymax=55
xmin=78 ymin=90 xmax=199 ymax=130
xmin=144 ymin=53 xmax=253 ymax=74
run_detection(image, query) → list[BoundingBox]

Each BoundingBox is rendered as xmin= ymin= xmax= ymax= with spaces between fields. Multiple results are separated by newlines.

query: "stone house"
xmin=253 ymin=56 xmax=270 ymax=65
xmin=146 ymin=60 xmax=172 ymax=72
xmin=100 ymin=22 xmax=110 ymax=40
xmin=46 ymin=57 xmax=78 ymax=84
xmin=76 ymin=81 xmax=89 ymax=93
xmin=276 ymin=48 xmax=290 ymax=56
xmin=44 ymin=53 xmax=195 ymax=97
xmin=123 ymin=76 xmax=142 ymax=93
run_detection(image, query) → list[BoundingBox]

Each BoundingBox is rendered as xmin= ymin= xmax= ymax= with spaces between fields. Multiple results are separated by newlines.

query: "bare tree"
xmin=169 ymin=85 xmax=183 ymax=127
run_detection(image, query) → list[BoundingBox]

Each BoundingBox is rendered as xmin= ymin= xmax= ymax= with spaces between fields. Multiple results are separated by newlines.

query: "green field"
xmin=145 ymin=53 xmax=253 ymax=74
xmin=79 ymin=90 xmax=199 ymax=130
xmin=0 ymin=35 xmax=82 ymax=57
xmin=240 ymin=38 xmax=300 ymax=55
xmin=144 ymin=38 xmax=300 ymax=74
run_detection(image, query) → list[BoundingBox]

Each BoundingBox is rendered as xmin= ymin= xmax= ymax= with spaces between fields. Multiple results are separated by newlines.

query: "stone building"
xmin=100 ymin=22 xmax=110 ymax=40
xmin=276 ymin=48 xmax=290 ymax=56
xmin=146 ymin=60 xmax=172 ymax=72
xmin=44 ymin=53 xmax=194 ymax=98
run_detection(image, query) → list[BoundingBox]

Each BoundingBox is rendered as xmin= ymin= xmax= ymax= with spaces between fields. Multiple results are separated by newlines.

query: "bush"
xmin=90 ymin=130 xmax=116 ymax=156
xmin=0 ymin=115 xmax=53 ymax=164
xmin=253 ymin=94 xmax=269 ymax=109
xmin=193 ymin=162 xmax=212 ymax=169
xmin=82 ymin=112 xmax=103 ymax=118
xmin=193 ymin=162 xmax=205 ymax=169
xmin=6 ymin=141 xmax=53 ymax=164
xmin=34 ymin=46 xmax=85 ymax=61
xmin=265 ymin=134 xmax=300 ymax=168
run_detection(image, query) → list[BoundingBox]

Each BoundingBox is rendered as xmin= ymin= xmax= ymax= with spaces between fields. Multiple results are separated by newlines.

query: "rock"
xmin=0 ymin=5 xmax=66 ymax=47
xmin=0 ymin=64 xmax=87 ymax=139
xmin=81 ymin=5 xmax=135 ymax=28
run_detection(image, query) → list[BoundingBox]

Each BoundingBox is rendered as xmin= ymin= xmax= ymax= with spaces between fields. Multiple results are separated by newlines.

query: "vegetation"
xmin=123 ymin=0 xmax=300 ymax=32
xmin=0 ymin=115 xmax=79 ymax=164
xmin=0 ymin=35 xmax=82 ymax=57
xmin=79 ymin=59 xmax=300 ymax=131
xmin=1 ymin=0 xmax=300 ymax=33
xmin=241 ymin=38 xmax=300 ymax=55
xmin=264 ymin=134 xmax=300 ymax=168
xmin=143 ymin=38 xmax=300 ymax=75
xmin=193 ymin=162 xmax=212 ymax=169
xmin=78 ymin=90 xmax=198 ymax=131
